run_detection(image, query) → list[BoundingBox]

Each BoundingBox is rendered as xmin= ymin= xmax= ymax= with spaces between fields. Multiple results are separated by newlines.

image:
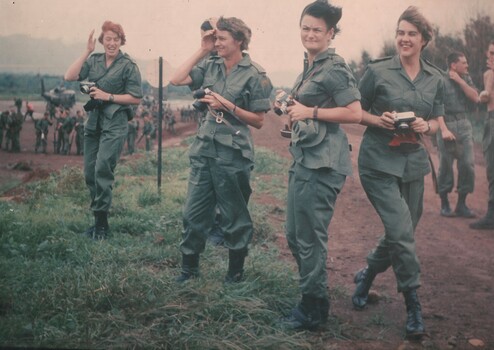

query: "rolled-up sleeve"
xmin=431 ymin=77 xmax=445 ymax=118
xmin=188 ymin=60 xmax=207 ymax=91
xmin=249 ymin=75 xmax=273 ymax=112
xmin=323 ymin=65 xmax=361 ymax=107
xmin=358 ymin=67 xmax=376 ymax=111
xmin=124 ymin=63 xmax=143 ymax=98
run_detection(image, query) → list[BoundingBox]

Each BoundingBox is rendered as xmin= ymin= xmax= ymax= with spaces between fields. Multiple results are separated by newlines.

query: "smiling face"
xmin=300 ymin=15 xmax=333 ymax=56
xmin=102 ymin=30 xmax=122 ymax=59
xmin=395 ymin=20 xmax=426 ymax=60
xmin=214 ymin=29 xmax=241 ymax=59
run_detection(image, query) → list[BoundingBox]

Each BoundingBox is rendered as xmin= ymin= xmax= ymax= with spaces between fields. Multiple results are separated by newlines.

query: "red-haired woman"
xmin=65 ymin=21 xmax=143 ymax=240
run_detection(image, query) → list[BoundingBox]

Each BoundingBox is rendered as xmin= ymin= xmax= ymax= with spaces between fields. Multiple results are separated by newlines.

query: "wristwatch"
xmin=109 ymin=94 xmax=115 ymax=102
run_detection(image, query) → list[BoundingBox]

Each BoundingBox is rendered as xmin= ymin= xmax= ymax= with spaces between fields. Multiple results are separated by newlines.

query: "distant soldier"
xmin=0 ymin=110 xmax=8 ymax=149
xmin=127 ymin=114 xmax=139 ymax=155
xmin=10 ymin=107 xmax=24 ymax=153
xmin=74 ymin=110 xmax=85 ymax=156
xmin=14 ymin=98 xmax=22 ymax=114
xmin=142 ymin=111 xmax=155 ymax=152
xmin=436 ymin=52 xmax=479 ymax=218
xmin=54 ymin=108 xmax=65 ymax=154
xmin=35 ymin=112 xmax=52 ymax=154
xmin=470 ymin=39 xmax=494 ymax=230
xmin=3 ymin=108 xmax=13 ymax=151
xmin=24 ymin=100 xmax=35 ymax=122
xmin=61 ymin=109 xmax=75 ymax=155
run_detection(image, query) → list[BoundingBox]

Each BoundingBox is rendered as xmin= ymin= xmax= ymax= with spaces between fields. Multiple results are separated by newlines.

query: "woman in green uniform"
xmin=169 ymin=17 xmax=272 ymax=283
xmin=278 ymin=0 xmax=361 ymax=331
xmin=65 ymin=21 xmax=143 ymax=240
xmin=352 ymin=6 xmax=444 ymax=339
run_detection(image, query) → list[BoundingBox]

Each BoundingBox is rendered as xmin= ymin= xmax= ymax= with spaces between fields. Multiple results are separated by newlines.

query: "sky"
xmin=1 ymin=0 xmax=493 ymax=86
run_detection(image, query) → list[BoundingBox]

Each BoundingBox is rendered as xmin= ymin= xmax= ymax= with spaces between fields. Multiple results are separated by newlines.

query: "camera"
xmin=274 ymin=91 xmax=294 ymax=116
xmin=192 ymin=88 xmax=212 ymax=111
xmin=393 ymin=112 xmax=416 ymax=131
xmin=80 ymin=81 xmax=97 ymax=94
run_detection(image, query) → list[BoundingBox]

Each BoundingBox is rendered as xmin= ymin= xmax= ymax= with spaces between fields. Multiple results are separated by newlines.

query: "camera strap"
xmin=207 ymin=106 xmax=240 ymax=135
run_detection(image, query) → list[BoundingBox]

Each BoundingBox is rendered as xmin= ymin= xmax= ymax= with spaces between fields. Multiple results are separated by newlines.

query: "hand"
xmin=409 ymin=116 xmax=430 ymax=134
xmin=200 ymin=91 xmax=229 ymax=111
xmin=86 ymin=29 xmax=96 ymax=54
xmin=89 ymin=86 xmax=109 ymax=101
xmin=441 ymin=128 xmax=456 ymax=141
xmin=378 ymin=111 xmax=397 ymax=130
xmin=449 ymin=70 xmax=462 ymax=83
xmin=201 ymin=29 xmax=216 ymax=53
xmin=286 ymin=100 xmax=312 ymax=122
xmin=487 ymin=57 xmax=494 ymax=71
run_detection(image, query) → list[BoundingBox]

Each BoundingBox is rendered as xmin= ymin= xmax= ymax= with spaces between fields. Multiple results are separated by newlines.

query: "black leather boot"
xmin=280 ymin=294 xmax=322 ymax=331
xmin=440 ymin=193 xmax=455 ymax=217
xmin=352 ymin=266 xmax=377 ymax=310
xmin=454 ymin=193 xmax=475 ymax=218
xmin=403 ymin=289 xmax=426 ymax=339
xmin=469 ymin=202 xmax=494 ymax=229
xmin=176 ymin=254 xmax=200 ymax=283
xmin=225 ymin=248 xmax=248 ymax=283
xmin=86 ymin=211 xmax=109 ymax=240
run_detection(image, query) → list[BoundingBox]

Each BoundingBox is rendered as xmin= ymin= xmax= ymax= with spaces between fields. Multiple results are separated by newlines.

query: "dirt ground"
xmin=1 ymin=100 xmax=493 ymax=349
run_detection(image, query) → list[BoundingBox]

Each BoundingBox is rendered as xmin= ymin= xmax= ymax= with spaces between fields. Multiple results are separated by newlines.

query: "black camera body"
xmin=394 ymin=112 xmax=416 ymax=132
xmin=80 ymin=81 xmax=97 ymax=95
xmin=274 ymin=91 xmax=294 ymax=116
xmin=192 ymin=88 xmax=212 ymax=111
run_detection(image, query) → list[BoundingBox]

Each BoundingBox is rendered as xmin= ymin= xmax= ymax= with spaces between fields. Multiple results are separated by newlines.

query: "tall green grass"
xmin=0 ymin=144 xmax=348 ymax=349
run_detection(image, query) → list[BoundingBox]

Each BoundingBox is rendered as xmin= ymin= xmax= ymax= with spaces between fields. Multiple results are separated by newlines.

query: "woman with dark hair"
xmin=278 ymin=0 xmax=361 ymax=331
xmin=352 ymin=6 xmax=444 ymax=339
xmin=64 ymin=21 xmax=142 ymax=240
xmin=169 ymin=16 xmax=272 ymax=283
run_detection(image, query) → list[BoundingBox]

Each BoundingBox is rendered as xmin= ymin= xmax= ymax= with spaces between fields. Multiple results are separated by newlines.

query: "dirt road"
xmin=1 ymin=100 xmax=493 ymax=349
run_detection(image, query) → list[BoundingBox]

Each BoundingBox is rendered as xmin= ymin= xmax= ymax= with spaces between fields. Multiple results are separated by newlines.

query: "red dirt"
xmin=1 ymin=100 xmax=493 ymax=349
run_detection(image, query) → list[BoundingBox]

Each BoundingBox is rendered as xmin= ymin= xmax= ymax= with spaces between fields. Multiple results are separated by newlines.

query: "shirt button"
xmin=210 ymin=131 xmax=214 ymax=134
xmin=411 ymin=86 xmax=416 ymax=90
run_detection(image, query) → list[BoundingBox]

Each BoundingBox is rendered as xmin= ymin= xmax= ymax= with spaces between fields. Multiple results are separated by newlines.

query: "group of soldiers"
xmin=0 ymin=100 xmax=24 ymax=152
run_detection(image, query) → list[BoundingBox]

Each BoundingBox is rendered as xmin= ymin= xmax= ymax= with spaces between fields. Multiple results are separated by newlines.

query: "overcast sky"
xmin=1 ymin=0 xmax=493 ymax=86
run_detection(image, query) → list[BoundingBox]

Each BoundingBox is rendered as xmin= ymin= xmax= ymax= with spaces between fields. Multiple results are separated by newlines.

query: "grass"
xmin=0 ymin=144 xmax=351 ymax=349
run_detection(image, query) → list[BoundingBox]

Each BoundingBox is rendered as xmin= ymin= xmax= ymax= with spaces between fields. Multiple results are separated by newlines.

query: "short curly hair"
xmin=397 ymin=6 xmax=433 ymax=50
xmin=98 ymin=20 xmax=126 ymax=46
xmin=216 ymin=17 xmax=252 ymax=51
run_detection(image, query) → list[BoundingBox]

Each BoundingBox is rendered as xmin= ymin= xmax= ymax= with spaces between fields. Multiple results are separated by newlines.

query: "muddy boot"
xmin=280 ymin=294 xmax=322 ymax=331
xmin=176 ymin=254 xmax=200 ymax=283
xmin=454 ymin=193 xmax=475 ymax=218
xmin=352 ymin=266 xmax=377 ymax=310
xmin=224 ymin=248 xmax=248 ymax=283
xmin=469 ymin=203 xmax=494 ymax=230
xmin=440 ymin=193 xmax=455 ymax=217
xmin=403 ymin=289 xmax=426 ymax=339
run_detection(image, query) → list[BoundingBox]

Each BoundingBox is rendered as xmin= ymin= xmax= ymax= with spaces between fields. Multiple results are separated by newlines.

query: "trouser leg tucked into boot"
xmin=280 ymin=294 xmax=323 ymax=331
xmin=176 ymin=253 xmax=200 ymax=283
xmin=454 ymin=193 xmax=475 ymax=218
xmin=403 ymin=289 xmax=426 ymax=339
xmin=352 ymin=266 xmax=377 ymax=310
xmin=470 ymin=202 xmax=494 ymax=229
xmin=439 ymin=193 xmax=455 ymax=217
xmin=225 ymin=248 xmax=248 ymax=283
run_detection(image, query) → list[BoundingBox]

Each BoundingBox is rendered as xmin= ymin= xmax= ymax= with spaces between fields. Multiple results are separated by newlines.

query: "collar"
xmin=214 ymin=52 xmax=252 ymax=67
xmin=389 ymin=55 xmax=435 ymax=75
xmin=304 ymin=48 xmax=336 ymax=64
xmin=95 ymin=50 xmax=124 ymax=65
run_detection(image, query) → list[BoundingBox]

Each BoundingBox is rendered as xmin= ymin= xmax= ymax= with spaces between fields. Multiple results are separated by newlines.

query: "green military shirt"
xmin=358 ymin=55 xmax=445 ymax=182
xmin=443 ymin=71 xmax=477 ymax=118
xmin=289 ymin=48 xmax=360 ymax=175
xmin=188 ymin=53 xmax=273 ymax=162
xmin=78 ymin=50 xmax=143 ymax=124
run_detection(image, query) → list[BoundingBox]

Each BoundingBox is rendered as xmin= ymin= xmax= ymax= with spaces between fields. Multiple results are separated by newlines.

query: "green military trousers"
xmin=359 ymin=167 xmax=423 ymax=292
xmin=180 ymin=148 xmax=253 ymax=255
xmin=84 ymin=109 xmax=128 ymax=213
xmin=285 ymin=163 xmax=346 ymax=299
xmin=483 ymin=112 xmax=494 ymax=207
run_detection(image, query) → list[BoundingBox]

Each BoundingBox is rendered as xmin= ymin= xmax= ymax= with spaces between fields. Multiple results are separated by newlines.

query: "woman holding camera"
xmin=278 ymin=1 xmax=361 ymax=331
xmin=352 ymin=7 xmax=444 ymax=339
xmin=64 ymin=21 xmax=142 ymax=240
xmin=169 ymin=17 xmax=272 ymax=283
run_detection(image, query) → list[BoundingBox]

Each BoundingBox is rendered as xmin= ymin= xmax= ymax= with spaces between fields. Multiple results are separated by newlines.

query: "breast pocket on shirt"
xmin=416 ymin=92 xmax=434 ymax=119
